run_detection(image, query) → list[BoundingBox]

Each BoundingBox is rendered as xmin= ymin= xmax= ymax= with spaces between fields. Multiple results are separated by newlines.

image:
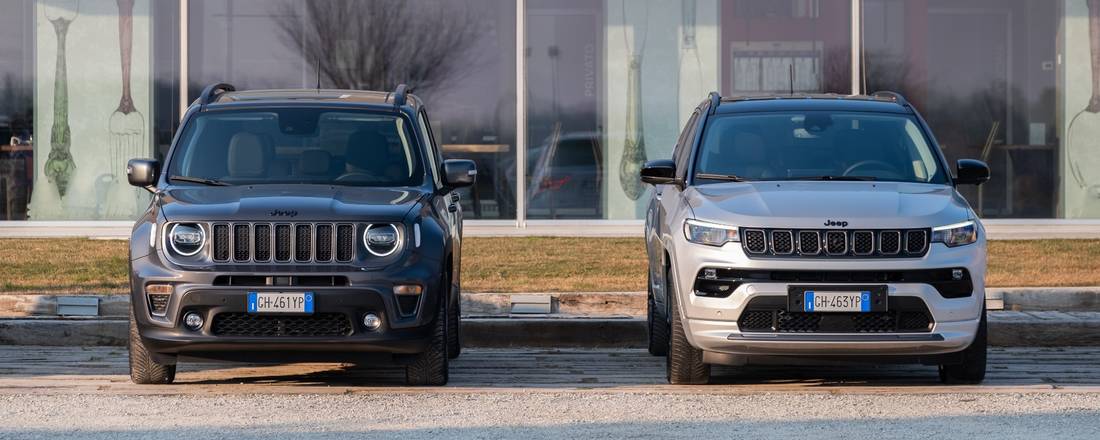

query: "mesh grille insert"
xmin=743 ymin=230 xmax=767 ymax=253
xmin=315 ymin=225 xmax=333 ymax=262
xmin=233 ymin=224 xmax=250 ymax=261
xmin=906 ymin=230 xmax=927 ymax=254
xmin=212 ymin=224 xmax=230 ymax=261
xmin=275 ymin=225 xmax=292 ymax=261
xmin=253 ymin=224 xmax=271 ymax=261
xmin=295 ymin=225 xmax=312 ymax=261
xmin=798 ymin=231 xmax=820 ymax=255
xmin=771 ymin=230 xmax=794 ymax=254
xmin=211 ymin=313 xmax=353 ymax=337
xmin=825 ymin=231 xmax=847 ymax=255
xmin=852 ymin=231 xmax=874 ymax=255
xmin=336 ymin=224 xmax=356 ymax=262
xmin=879 ymin=231 xmax=901 ymax=254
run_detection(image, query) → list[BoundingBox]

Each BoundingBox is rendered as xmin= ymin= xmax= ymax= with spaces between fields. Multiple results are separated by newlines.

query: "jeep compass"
xmin=642 ymin=92 xmax=991 ymax=384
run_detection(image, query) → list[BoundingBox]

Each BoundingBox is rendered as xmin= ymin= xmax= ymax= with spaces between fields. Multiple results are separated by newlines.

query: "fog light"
xmin=183 ymin=312 xmax=204 ymax=331
xmin=394 ymin=284 xmax=423 ymax=295
xmin=363 ymin=313 xmax=382 ymax=331
xmin=952 ymin=268 xmax=965 ymax=281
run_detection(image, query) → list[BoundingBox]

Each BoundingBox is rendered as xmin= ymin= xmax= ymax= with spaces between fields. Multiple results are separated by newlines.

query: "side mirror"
xmin=640 ymin=159 xmax=679 ymax=185
xmin=955 ymin=159 xmax=990 ymax=186
xmin=127 ymin=159 xmax=160 ymax=189
xmin=443 ymin=159 xmax=477 ymax=189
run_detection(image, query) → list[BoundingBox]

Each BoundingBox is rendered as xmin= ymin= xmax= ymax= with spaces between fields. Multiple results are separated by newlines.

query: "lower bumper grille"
xmin=738 ymin=296 xmax=933 ymax=333
xmin=210 ymin=313 xmax=354 ymax=337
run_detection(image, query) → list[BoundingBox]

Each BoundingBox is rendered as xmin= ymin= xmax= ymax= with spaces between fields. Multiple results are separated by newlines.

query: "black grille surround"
xmin=210 ymin=312 xmax=354 ymax=337
xmin=737 ymin=296 xmax=934 ymax=333
xmin=209 ymin=222 xmax=357 ymax=264
xmin=741 ymin=228 xmax=930 ymax=258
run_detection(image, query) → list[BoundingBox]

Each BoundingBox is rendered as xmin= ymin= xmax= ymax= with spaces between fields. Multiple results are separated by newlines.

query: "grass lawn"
xmin=1 ymin=238 xmax=1099 ymax=294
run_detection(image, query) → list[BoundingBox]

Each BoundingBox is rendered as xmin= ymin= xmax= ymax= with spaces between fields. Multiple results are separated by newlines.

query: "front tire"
xmin=647 ymin=272 xmax=669 ymax=356
xmin=446 ymin=278 xmax=462 ymax=359
xmin=405 ymin=297 xmax=450 ymax=386
xmin=666 ymin=267 xmax=710 ymax=385
xmin=939 ymin=306 xmax=988 ymax=384
xmin=128 ymin=306 xmax=176 ymax=385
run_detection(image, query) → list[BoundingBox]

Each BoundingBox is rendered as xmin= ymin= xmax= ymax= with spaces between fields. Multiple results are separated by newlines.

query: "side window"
xmin=674 ymin=110 xmax=702 ymax=179
xmin=417 ymin=111 xmax=443 ymax=188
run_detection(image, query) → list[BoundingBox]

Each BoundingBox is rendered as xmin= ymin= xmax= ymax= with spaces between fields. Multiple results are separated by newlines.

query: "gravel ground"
xmin=1 ymin=392 xmax=1099 ymax=439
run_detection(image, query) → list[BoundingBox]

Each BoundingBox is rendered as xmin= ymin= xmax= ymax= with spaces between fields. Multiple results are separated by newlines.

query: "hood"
xmin=685 ymin=181 xmax=973 ymax=229
xmin=157 ymin=185 xmax=424 ymax=222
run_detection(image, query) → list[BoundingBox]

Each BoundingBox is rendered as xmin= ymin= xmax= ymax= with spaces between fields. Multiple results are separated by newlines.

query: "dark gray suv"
xmin=125 ymin=83 xmax=474 ymax=386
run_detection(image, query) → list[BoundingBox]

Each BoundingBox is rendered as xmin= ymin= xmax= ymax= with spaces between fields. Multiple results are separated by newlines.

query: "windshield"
xmin=694 ymin=111 xmax=948 ymax=184
xmin=167 ymin=109 xmax=424 ymax=187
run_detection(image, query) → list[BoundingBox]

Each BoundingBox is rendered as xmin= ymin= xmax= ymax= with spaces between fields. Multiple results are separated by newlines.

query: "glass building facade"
xmin=0 ymin=0 xmax=1097 ymax=224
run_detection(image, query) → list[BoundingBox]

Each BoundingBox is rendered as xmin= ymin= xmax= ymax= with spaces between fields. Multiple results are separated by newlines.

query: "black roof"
xmin=714 ymin=93 xmax=912 ymax=115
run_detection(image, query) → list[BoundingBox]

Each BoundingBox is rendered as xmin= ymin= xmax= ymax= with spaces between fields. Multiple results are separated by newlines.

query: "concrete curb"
xmin=2 ymin=312 xmax=1098 ymax=348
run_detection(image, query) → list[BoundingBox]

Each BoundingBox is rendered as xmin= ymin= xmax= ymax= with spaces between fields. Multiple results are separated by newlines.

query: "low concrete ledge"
xmin=1 ymin=312 xmax=1098 ymax=348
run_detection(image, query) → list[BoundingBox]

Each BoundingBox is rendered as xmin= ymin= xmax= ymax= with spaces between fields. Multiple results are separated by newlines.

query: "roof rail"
xmin=198 ymin=83 xmax=235 ymax=111
xmin=391 ymin=84 xmax=409 ymax=108
xmin=707 ymin=91 xmax=721 ymax=114
xmin=871 ymin=90 xmax=909 ymax=107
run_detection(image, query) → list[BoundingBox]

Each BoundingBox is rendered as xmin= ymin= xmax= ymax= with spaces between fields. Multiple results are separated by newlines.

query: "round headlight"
xmin=364 ymin=224 xmax=401 ymax=257
xmin=169 ymin=223 xmax=205 ymax=256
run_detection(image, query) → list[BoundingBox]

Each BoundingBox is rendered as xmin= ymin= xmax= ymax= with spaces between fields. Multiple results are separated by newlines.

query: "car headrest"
xmin=227 ymin=132 xmax=270 ymax=177
xmin=299 ymin=149 xmax=332 ymax=176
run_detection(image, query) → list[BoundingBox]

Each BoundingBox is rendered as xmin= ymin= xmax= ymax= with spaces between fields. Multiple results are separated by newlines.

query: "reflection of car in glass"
xmin=643 ymin=92 xmax=992 ymax=384
xmin=125 ymin=84 xmax=475 ymax=386
xmin=526 ymin=131 xmax=603 ymax=218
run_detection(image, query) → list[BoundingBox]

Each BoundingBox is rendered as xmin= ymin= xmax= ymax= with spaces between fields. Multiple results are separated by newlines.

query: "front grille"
xmin=741 ymin=228 xmax=932 ymax=258
xmin=210 ymin=313 xmax=353 ymax=337
xmin=211 ymin=222 xmax=356 ymax=263
xmin=147 ymin=293 xmax=170 ymax=316
xmin=737 ymin=296 xmax=933 ymax=333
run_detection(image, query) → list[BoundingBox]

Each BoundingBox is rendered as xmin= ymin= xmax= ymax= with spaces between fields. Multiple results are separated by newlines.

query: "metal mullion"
xmin=515 ymin=0 xmax=526 ymax=229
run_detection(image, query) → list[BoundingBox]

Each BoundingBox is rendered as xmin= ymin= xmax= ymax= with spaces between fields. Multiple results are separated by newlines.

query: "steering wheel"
xmin=842 ymin=160 xmax=903 ymax=179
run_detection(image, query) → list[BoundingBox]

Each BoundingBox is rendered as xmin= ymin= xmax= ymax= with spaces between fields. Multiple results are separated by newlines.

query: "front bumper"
xmin=129 ymin=251 xmax=446 ymax=361
xmin=667 ymin=234 xmax=987 ymax=361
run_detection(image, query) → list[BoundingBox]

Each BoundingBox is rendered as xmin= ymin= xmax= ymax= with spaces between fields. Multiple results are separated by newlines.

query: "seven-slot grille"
xmin=211 ymin=222 xmax=356 ymax=263
xmin=742 ymin=228 xmax=929 ymax=258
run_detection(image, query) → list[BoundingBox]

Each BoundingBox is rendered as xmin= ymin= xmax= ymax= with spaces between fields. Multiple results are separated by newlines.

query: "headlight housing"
xmin=684 ymin=219 xmax=740 ymax=247
xmin=932 ymin=220 xmax=978 ymax=247
xmin=168 ymin=223 xmax=205 ymax=256
xmin=364 ymin=223 xmax=402 ymax=257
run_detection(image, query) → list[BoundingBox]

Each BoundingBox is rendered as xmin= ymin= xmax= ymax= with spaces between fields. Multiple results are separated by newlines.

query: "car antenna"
xmin=789 ymin=64 xmax=794 ymax=95
xmin=315 ymin=56 xmax=321 ymax=91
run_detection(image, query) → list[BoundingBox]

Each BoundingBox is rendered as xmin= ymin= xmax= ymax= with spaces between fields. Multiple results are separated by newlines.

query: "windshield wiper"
xmin=696 ymin=173 xmax=747 ymax=182
xmin=168 ymin=175 xmax=231 ymax=186
xmin=790 ymin=175 xmax=877 ymax=181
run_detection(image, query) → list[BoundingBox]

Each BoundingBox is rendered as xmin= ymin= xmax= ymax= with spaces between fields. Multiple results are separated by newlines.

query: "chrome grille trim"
xmin=210 ymin=222 xmax=356 ymax=264
xmin=740 ymin=228 xmax=931 ymax=258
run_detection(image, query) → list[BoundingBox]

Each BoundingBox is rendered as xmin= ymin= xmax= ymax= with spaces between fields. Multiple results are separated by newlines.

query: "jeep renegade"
xmin=125 ymin=83 xmax=475 ymax=386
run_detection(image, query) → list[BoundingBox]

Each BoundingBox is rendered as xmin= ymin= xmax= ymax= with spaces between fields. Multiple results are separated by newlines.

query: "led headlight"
xmin=364 ymin=224 xmax=402 ymax=257
xmin=168 ymin=223 xmax=205 ymax=256
xmin=684 ymin=219 xmax=740 ymax=247
xmin=932 ymin=220 xmax=978 ymax=247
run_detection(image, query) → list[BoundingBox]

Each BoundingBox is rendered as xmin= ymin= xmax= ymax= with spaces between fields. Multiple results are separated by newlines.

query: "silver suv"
xmin=642 ymin=92 xmax=990 ymax=384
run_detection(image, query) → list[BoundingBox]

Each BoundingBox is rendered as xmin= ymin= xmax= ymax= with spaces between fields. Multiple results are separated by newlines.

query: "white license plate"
xmin=247 ymin=292 xmax=314 ymax=314
xmin=804 ymin=291 xmax=871 ymax=312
